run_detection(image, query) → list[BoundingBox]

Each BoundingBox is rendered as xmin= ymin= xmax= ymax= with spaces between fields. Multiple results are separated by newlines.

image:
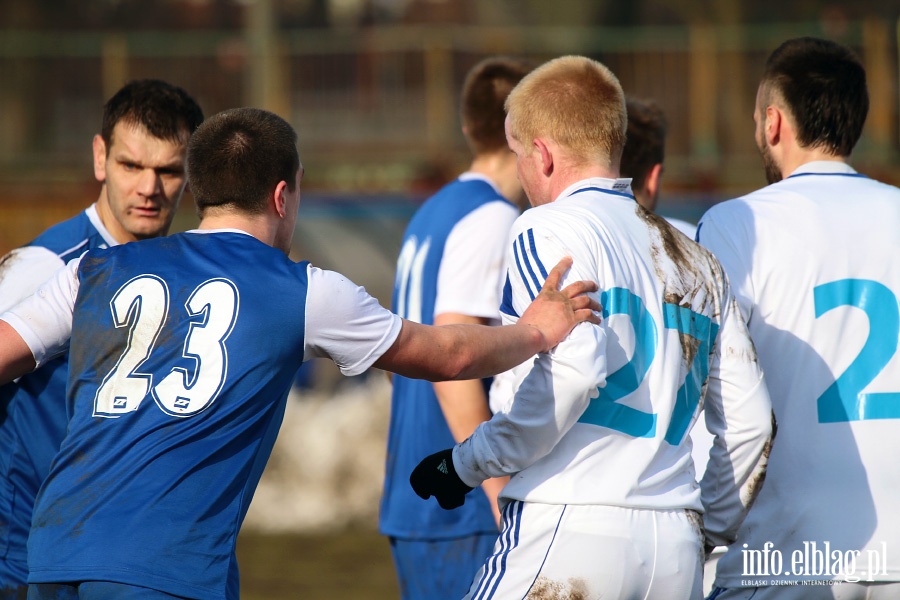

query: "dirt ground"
xmin=237 ymin=528 xmax=400 ymax=599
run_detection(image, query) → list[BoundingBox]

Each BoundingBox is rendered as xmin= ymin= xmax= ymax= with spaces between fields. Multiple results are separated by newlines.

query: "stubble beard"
xmin=759 ymin=141 xmax=783 ymax=185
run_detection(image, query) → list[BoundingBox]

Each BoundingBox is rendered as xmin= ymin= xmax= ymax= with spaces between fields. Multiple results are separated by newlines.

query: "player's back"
xmin=500 ymin=184 xmax=738 ymax=511
xmin=28 ymin=231 xmax=310 ymax=599
xmin=382 ymin=176 xmax=516 ymax=539
xmin=698 ymin=166 xmax=900 ymax=583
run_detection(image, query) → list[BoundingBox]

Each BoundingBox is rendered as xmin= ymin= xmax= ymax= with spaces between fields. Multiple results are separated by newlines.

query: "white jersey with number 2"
xmin=698 ymin=161 xmax=900 ymax=586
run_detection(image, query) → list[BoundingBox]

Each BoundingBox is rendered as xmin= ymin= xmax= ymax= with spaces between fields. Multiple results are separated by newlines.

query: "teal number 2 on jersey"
xmin=578 ymin=287 xmax=719 ymax=445
xmin=815 ymin=278 xmax=900 ymax=423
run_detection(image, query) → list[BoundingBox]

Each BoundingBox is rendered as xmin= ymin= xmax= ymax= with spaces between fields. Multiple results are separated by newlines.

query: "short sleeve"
xmin=0 ymin=246 xmax=65 ymax=313
xmin=0 ymin=257 xmax=80 ymax=367
xmin=434 ymin=201 xmax=518 ymax=320
xmin=303 ymin=265 xmax=402 ymax=376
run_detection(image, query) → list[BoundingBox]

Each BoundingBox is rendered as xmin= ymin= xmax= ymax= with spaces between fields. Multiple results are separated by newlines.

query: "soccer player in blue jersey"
xmin=379 ymin=56 xmax=533 ymax=600
xmin=0 ymin=107 xmax=599 ymax=600
xmin=0 ymin=79 xmax=203 ymax=596
xmin=410 ymin=56 xmax=773 ymax=599
xmin=698 ymin=37 xmax=900 ymax=600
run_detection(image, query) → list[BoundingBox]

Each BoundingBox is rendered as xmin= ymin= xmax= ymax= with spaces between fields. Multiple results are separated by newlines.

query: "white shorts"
xmin=463 ymin=501 xmax=704 ymax=600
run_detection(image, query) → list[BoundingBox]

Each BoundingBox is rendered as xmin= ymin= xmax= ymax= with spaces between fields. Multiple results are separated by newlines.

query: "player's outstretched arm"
xmin=374 ymin=257 xmax=600 ymax=382
xmin=0 ymin=320 xmax=37 ymax=385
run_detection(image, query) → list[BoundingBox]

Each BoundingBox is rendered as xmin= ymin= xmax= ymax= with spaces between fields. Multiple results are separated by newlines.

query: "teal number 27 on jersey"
xmin=577 ymin=287 xmax=719 ymax=445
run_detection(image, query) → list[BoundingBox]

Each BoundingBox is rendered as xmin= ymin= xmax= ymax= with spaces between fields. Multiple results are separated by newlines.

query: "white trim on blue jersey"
xmin=0 ymin=205 xmax=115 ymax=314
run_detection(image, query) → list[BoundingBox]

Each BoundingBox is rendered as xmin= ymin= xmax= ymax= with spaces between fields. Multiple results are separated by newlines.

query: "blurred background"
xmin=1 ymin=0 xmax=898 ymax=597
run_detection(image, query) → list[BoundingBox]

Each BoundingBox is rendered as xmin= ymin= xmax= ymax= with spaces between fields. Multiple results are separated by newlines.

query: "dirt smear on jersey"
xmin=638 ymin=205 xmax=720 ymax=380
xmin=637 ymin=205 xmax=718 ymax=315
xmin=685 ymin=508 xmax=707 ymax=565
xmin=0 ymin=249 xmax=21 ymax=282
xmin=741 ymin=411 xmax=777 ymax=514
xmin=527 ymin=576 xmax=588 ymax=600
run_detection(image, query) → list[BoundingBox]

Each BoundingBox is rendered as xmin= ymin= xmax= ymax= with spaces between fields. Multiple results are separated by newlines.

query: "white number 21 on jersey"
xmin=93 ymin=275 xmax=239 ymax=418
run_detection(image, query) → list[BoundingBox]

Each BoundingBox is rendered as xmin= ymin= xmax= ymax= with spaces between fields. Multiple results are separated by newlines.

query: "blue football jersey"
xmin=0 ymin=206 xmax=113 ymax=585
xmin=380 ymin=177 xmax=515 ymax=540
xmin=27 ymin=232 xmax=309 ymax=599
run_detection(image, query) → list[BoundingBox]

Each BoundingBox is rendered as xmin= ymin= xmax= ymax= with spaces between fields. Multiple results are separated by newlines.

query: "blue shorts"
xmin=389 ymin=533 xmax=497 ymax=600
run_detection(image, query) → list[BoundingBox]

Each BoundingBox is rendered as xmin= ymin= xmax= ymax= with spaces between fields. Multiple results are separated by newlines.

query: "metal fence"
xmin=0 ymin=18 xmax=897 ymax=252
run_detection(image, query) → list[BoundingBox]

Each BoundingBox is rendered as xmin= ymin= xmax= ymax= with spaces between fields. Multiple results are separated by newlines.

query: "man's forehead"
xmin=109 ymin=121 xmax=188 ymax=159
xmin=109 ymin=119 xmax=189 ymax=150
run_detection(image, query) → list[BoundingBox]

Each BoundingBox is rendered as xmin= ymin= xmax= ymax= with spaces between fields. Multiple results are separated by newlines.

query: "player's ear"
xmin=645 ymin=163 xmax=662 ymax=206
xmin=764 ymin=105 xmax=781 ymax=146
xmin=92 ymin=135 xmax=107 ymax=183
xmin=273 ymin=180 xmax=289 ymax=218
xmin=535 ymin=138 xmax=553 ymax=177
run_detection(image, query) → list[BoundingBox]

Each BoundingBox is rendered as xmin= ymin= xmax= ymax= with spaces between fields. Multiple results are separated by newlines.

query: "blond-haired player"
xmin=411 ymin=56 xmax=774 ymax=600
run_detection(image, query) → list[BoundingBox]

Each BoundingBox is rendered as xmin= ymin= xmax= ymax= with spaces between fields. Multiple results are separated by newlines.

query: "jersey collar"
xmin=458 ymin=172 xmax=504 ymax=198
xmin=787 ymin=161 xmax=861 ymax=179
xmin=558 ymin=177 xmax=635 ymax=202
xmin=86 ymin=203 xmax=121 ymax=247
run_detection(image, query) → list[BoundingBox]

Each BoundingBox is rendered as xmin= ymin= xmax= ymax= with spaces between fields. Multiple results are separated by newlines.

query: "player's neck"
xmin=780 ymin=148 xmax=848 ymax=179
xmin=549 ymin=162 xmax=619 ymax=203
xmin=198 ymin=208 xmax=274 ymax=245
xmin=468 ymin=151 xmax=520 ymax=203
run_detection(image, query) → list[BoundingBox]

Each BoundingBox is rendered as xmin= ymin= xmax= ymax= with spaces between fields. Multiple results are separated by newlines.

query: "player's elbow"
xmin=435 ymin=351 xmax=471 ymax=381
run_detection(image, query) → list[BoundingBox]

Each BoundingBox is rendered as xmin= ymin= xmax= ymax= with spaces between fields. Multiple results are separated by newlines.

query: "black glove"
xmin=409 ymin=448 xmax=473 ymax=510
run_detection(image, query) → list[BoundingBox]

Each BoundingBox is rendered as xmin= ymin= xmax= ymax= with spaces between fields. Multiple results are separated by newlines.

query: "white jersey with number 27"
xmin=453 ymin=177 xmax=773 ymax=547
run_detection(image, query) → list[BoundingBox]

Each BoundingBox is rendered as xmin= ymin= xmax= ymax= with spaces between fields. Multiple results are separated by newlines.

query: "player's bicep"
xmin=0 ymin=319 xmax=37 ymax=383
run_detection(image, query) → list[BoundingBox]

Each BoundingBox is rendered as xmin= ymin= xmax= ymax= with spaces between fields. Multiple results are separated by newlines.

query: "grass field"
xmin=237 ymin=529 xmax=399 ymax=599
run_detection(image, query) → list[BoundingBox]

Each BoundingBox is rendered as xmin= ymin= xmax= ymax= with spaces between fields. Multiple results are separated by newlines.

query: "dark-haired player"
xmin=699 ymin=37 xmax=900 ymax=599
xmin=0 ymin=79 xmax=204 ymax=594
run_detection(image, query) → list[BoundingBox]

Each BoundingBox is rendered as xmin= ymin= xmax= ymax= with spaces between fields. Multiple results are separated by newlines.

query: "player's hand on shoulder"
xmin=409 ymin=448 xmax=473 ymax=510
xmin=519 ymin=257 xmax=601 ymax=352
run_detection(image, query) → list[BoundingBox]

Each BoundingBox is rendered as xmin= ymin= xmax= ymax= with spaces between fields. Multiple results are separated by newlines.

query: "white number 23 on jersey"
xmin=93 ymin=275 xmax=239 ymax=418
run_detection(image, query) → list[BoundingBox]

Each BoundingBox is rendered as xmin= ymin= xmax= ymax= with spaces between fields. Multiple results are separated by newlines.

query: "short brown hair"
xmin=460 ymin=56 xmax=533 ymax=155
xmin=101 ymin=79 xmax=204 ymax=149
xmin=621 ymin=97 xmax=666 ymax=192
xmin=760 ymin=37 xmax=867 ymax=157
xmin=505 ymin=56 xmax=626 ymax=168
xmin=187 ymin=108 xmax=301 ymax=217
